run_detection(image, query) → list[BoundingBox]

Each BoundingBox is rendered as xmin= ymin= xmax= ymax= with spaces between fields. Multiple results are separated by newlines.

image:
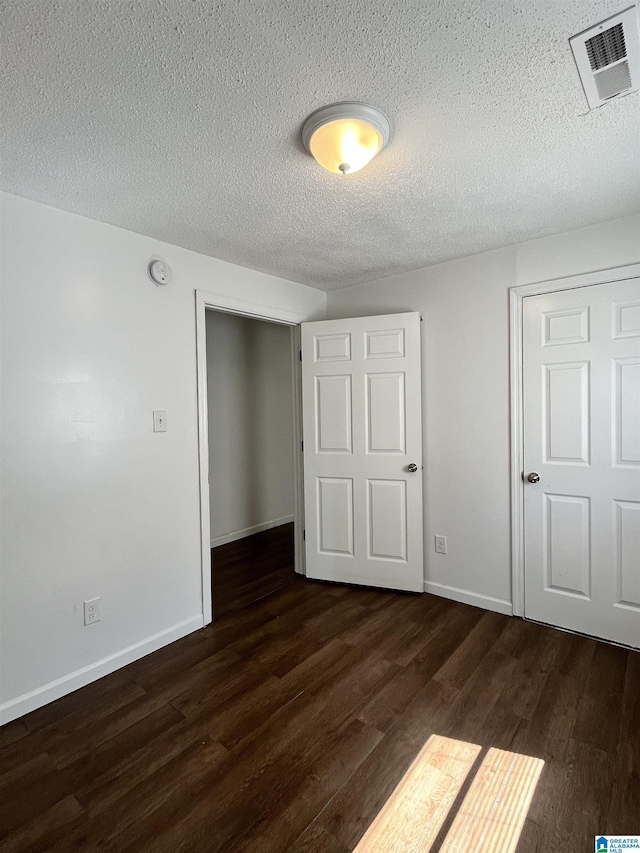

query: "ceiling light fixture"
xmin=301 ymin=102 xmax=390 ymax=175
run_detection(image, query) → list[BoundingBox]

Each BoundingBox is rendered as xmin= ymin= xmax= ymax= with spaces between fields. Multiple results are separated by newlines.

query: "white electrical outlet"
xmin=434 ymin=535 xmax=447 ymax=554
xmin=84 ymin=597 xmax=101 ymax=625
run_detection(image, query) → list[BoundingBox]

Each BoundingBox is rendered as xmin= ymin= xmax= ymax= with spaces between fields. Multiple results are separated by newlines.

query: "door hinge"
xmin=301 ymin=440 xmax=303 ymax=452
xmin=303 ymin=529 xmax=306 ymax=541
xmin=299 ymin=350 xmax=302 ymax=361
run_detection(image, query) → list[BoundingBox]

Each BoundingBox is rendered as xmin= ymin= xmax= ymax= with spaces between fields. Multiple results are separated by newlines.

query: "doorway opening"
xmin=195 ymin=289 xmax=307 ymax=627
xmin=205 ymin=309 xmax=298 ymax=618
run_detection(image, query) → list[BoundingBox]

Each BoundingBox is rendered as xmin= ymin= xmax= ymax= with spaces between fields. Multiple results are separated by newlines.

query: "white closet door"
xmin=523 ymin=278 xmax=640 ymax=647
xmin=301 ymin=313 xmax=423 ymax=592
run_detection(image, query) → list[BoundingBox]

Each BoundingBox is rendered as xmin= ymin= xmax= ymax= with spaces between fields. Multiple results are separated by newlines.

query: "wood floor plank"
xmin=520 ymin=671 xmax=582 ymax=763
xmin=606 ymin=650 xmax=640 ymax=834
xmin=60 ymin=737 xmax=229 ymax=851
xmin=20 ymin=667 xmax=137 ymax=734
xmin=383 ymin=598 xmax=460 ymax=667
xmin=411 ymin=605 xmax=486 ymax=681
xmin=358 ymin=659 xmax=433 ymax=733
xmin=0 ymin=680 xmax=148 ymax=776
xmin=58 ymin=703 xmax=185 ymax=790
xmin=606 ymin=740 xmax=640 ymax=836
xmin=440 ymin=650 xmax=518 ymax=742
xmin=572 ymin=642 xmax=628 ymax=754
xmin=303 ymin=596 xmax=371 ymax=645
xmin=168 ymin=658 xmax=274 ymax=723
xmin=514 ymin=817 xmax=546 ymax=853
xmin=0 ymin=795 xmax=86 ymax=853
xmin=474 ymin=708 xmax=529 ymax=754
xmin=286 ymin=823 xmax=349 ymax=853
xmin=553 ymin=631 xmax=596 ymax=683
xmin=131 ymin=642 xmax=241 ymax=695
xmin=45 ymin=689 xmax=183 ymax=770
xmin=0 ymin=753 xmax=75 ymax=837
xmin=0 ymin=719 xmax=29 ymax=748
xmin=491 ymin=625 xmax=563 ymax=721
xmin=432 ymin=611 xmax=508 ymax=691
xmin=618 ymin=650 xmax=640 ymax=750
xmin=540 ymin=738 xmax=614 ymax=850
xmin=238 ymin=718 xmax=384 ymax=853
xmin=75 ymin=718 xmax=219 ymax=815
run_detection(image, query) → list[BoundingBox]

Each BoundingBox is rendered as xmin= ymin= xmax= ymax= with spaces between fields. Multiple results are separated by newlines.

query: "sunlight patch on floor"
xmin=439 ymin=746 xmax=544 ymax=853
xmin=354 ymin=735 xmax=544 ymax=853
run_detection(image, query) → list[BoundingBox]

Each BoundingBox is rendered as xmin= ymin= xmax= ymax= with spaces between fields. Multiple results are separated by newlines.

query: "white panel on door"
xmin=613 ymin=358 xmax=640 ymax=466
xmin=366 ymin=372 xmax=406 ymax=454
xmin=317 ymin=478 xmax=354 ymax=556
xmin=544 ymin=361 xmax=590 ymax=464
xmin=365 ymin=328 xmax=405 ymax=358
xmin=542 ymin=307 xmax=590 ymax=346
xmin=314 ymin=333 xmax=351 ymax=362
xmin=615 ymin=500 xmax=640 ymax=609
xmin=613 ymin=301 xmax=640 ymax=339
xmin=544 ymin=494 xmax=591 ymax=598
xmin=315 ymin=375 xmax=352 ymax=453
xmin=367 ymin=479 xmax=407 ymax=561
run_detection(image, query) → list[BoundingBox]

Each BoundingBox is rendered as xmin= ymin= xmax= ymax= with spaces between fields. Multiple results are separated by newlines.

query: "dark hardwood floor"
xmin=1 ymin=522 xmax=637 ymax=851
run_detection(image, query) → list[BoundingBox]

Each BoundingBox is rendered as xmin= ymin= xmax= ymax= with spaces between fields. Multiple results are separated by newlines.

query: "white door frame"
xmin=195 ymin=289 xmax=307 ymax=626
xmin=509 ymin=263 xmax=640 ymax=617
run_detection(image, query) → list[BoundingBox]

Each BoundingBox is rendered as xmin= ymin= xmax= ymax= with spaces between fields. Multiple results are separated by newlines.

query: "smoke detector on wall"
xmin=148 ymin=258 xmax=172 ymax=286
xmin=570 ymin=6 xmax=639 ymax=109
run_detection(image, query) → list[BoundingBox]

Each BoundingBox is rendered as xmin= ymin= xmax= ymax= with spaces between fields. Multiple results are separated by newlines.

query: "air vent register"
xmin=570 ymin=6 xmax=639 ymax=109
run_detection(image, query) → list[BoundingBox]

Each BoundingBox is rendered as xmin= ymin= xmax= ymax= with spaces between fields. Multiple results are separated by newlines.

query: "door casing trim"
xmin=509 ymin=263 xmax=640 ymax=617
xmin=195 ymin=289 xmax=307 ymax=626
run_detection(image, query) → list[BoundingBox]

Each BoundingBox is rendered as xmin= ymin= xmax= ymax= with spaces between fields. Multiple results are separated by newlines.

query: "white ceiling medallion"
xmin=148 ymin=258 xmax=172 ymax=286
xmin=301 ymin=102 xmax=390 ymax=175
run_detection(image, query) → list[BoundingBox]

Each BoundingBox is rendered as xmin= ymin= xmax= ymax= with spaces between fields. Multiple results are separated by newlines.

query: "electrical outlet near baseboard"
xmin=84 ymin=597 xmax=101 ymax=625
xmin=434 ymin=535 xmax=447 ymax=555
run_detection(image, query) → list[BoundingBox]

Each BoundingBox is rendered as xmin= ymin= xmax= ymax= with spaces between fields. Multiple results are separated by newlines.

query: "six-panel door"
xmin=523 ymin=279 xmax=640 ymax=647
xmin=301 ymin=313 xmax=424 ymax=592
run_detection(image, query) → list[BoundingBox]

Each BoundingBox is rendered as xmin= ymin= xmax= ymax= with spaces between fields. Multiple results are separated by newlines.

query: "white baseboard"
xmin=210 ymin=515 xmax=294 ymax=548
xmin=0 ymin=614 xmax=204 ymax=725
xmin=424 ymin=581 xmax=513 ymax=616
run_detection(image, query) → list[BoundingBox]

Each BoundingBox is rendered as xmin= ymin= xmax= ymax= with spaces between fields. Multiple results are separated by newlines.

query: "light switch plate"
xmin=153 ymin=410 xmax=167 ymax=432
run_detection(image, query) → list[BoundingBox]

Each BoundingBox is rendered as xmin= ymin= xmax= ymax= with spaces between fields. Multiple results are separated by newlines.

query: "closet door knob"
xmin=527 ymin=472 xmax=540 ymax=483
xmin=408 ymin=463 xmax=418 ymax=473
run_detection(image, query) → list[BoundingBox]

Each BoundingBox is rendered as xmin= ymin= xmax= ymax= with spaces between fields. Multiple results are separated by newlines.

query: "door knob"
xmin=408 ymin=463 xmax=418 ymax=473
xmin=527 ymin=472 xmax=540 ymax=483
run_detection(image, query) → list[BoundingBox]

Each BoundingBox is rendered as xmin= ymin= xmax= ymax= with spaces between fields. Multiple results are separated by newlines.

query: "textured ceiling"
xmin=1 ymin=0 xmax=638 ymax=291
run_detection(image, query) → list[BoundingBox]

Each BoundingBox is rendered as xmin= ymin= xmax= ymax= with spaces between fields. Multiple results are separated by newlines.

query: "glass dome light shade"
xmin=309 ymin=119 xmax=383 ymax=175
xmin=301 ymin=102 xmax=390 ymax=176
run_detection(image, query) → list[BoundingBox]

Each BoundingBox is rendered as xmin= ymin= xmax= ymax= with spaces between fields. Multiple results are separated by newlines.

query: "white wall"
xmin=206 ymin=311 xmax=294 ymax=545
xmin=0 ymin=192 xmax=326 ymax=722
xmin=327 ymin=214 xmax=640 ymax=613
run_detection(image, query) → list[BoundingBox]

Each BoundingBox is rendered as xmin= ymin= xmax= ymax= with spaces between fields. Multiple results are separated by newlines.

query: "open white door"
xmin=301 ymin=312 xmax=424 ymax=592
